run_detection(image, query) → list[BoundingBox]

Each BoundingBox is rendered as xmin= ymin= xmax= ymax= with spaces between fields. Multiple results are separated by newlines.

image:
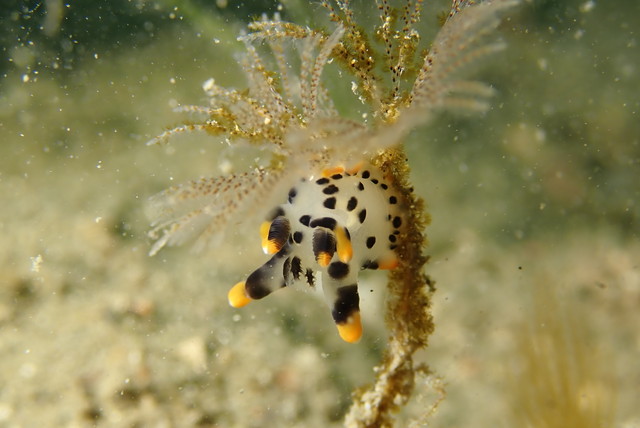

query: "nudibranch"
xmin=147 ymin=0 xmax=517 ymax=346
xmin=227 ymin=164 xmax=404 ymax=343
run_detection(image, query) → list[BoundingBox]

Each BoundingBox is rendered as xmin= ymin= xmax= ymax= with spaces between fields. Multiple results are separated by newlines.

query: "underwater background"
xmin=1 ymin=0 xmax=638 ymax=426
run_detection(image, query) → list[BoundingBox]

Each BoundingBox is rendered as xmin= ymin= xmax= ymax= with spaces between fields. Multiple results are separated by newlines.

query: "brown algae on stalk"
xmin=147 ymin=0 xmax=517 ymax=425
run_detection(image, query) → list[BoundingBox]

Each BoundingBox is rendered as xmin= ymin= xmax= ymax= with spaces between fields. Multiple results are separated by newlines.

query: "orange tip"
xmin=346 ymin=162 xmax=364 ymax=175
xmin=260 ymin=221 xmax=271 ymax=254
xmin=228 ymin=281 xmax=251 ymax=308
xmin=317 ymin=251 xmax=332 ymax=267
xmin=265 ymin=239 xmax=283 ymax=255
xmin=335 ymin=226 xmax=353 ymax=263
xmin=336 ymin=312 xmax=362 ymax=343
xmin=322 ymin=166 xmax=345 ymax=177
xmin=378 ymin=256 xmax=399 ymax=270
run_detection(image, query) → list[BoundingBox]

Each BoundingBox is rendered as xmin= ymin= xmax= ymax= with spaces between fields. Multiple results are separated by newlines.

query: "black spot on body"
xmin=299 ymin=215 xmax=311 ymax=226
xmin=309 ymin=217 xmax=337 ymax=230
xmin=332 ymin=285 xmax=360 ymax=324
xmin=347 ymin=196 xmax=358 ymax=211
xmin=313 ymin=229 xmax=336 ymax=260
xmin=361 ymin=170 xmax=370 ymax=179
xmin=283 ymin=257 xmax=291 ymax=283
xmin=323 ymin=197 xmax=336 ymax=209
xmin=293 ymin=231 xmax=303 ymax=244
xmin=357 ymin=182 xmax=365 ymax=191
xmin=316 ymin=177 xmax=330 ymax=185
xmin=358 ymin=209 xmax=367 ymax=223
xmin=328 ymin=261 xmax=350 ymax=279
xmin=380 ymin=183 xmax=388 ymax=190
xmin=331 ymin=174 xmax=343 ymax=180
xmin=392 ymin=216 xmax=402 ymax=228
xmin=389 ymin=234 xmax=397 ymax=243
xmin=362 ymin=260 xmax=378 ymax=270
xmin=291 ymin=257 xmax=302 ymax=280
xmin=366 ymin=236 xmax=376 ymax=249
xmin=288 ymin=187 xmax=297 ymax=203
xmin=371 ymin=178 xmax=379 ymax=184
xmin=305 ymin=269 xmax=315 ymax=287
xmin=322 ymin=184 xmax=339 ymax=195
xmin=389 ymin=196 xmax=398 ymax=204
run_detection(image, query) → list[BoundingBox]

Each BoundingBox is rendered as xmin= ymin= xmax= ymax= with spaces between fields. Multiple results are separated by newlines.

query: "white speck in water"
xmin=21 ymin=74 xmax=29 ymax=83
xmin=169 ymin=77 xmax=176 ymax=84
xmin=30 ymin=254 xmax=43 ymax=273
xmin=219 ymin=159 xmax=232 ymax=174
xmin=95 ymin=216 xmax=103 ymax=223
xmin=537 ymin=58 xmax=548 ymax=71
xmin=94 ymin=53 xmax=99 ymax=59
xmin=203 ymin=78 xmax=215 ymax=92
xmin=580 ymin=1 xmax=595 ymax=13
xmin=232 ymin=314 xmax=241 ymax=322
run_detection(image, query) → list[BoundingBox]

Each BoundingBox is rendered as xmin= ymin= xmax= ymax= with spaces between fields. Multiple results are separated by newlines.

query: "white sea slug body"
xmin=228 ymin=164 xmax=404 ymax=343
